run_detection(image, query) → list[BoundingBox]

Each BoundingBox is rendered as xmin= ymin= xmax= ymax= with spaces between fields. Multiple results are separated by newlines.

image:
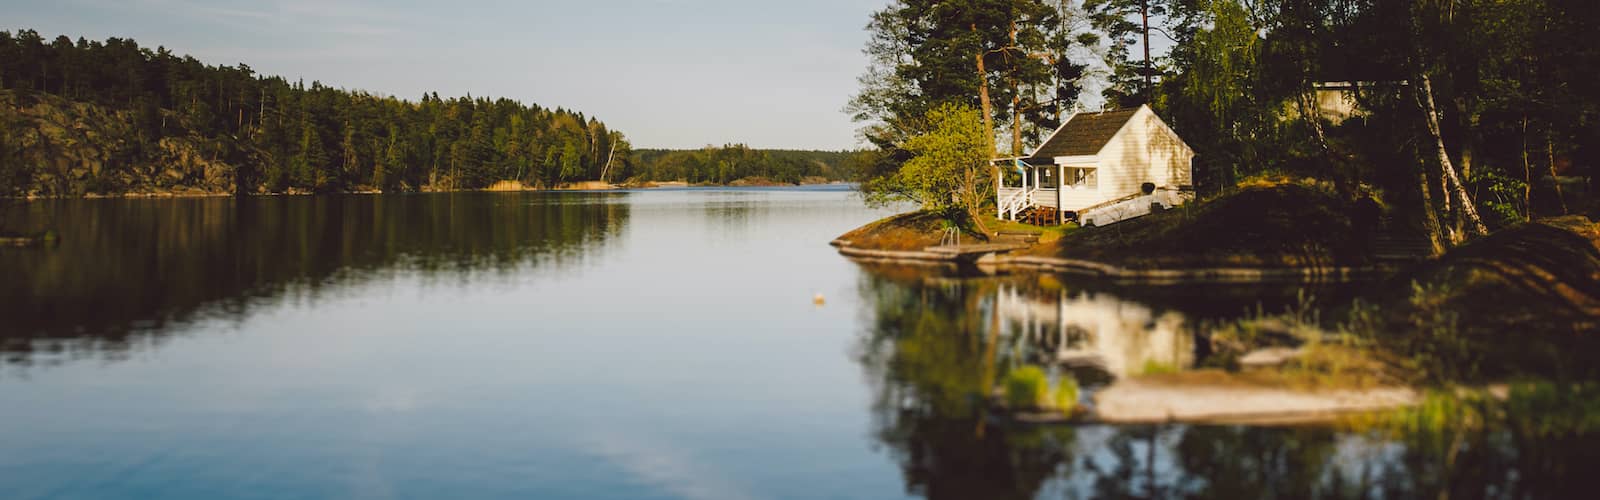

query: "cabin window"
xmin=1066 ymin=167 xmax=1098 ymax=188
xmin=1038 ymin=167 xmax=1058 ymax=188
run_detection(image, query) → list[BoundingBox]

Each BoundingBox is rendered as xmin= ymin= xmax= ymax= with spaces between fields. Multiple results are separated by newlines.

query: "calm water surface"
xmin=1 ymin=188 xmax=1589 ymax=499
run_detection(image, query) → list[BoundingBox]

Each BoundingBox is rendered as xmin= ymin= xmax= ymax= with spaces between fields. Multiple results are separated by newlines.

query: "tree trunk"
xmin=1416 ymin=74 xmax=1487 ymax=241
xmin=971 ymin=24 xmax=996 ymax=236
xmin=1521 ymin=115 xmax=1532 ymax=220
xmin=963 ymin=161 xmax=991 ymax=236
xmin=1439 ymin=157 xmax=1458 ymax=242
xmin=1140 ymin=0 xmax=1152 ymax=94
xmin=598 ymin=140 xmax=618 ymax=184
xmin=1011 ymin=83 xmax=1024 ymax=157
xmin=1296 ymin=88 xmax=1350 ymax=199
xmin=1009 ymin=19 xmax=1024 ymax=157
xmin=974 ymin=25 xmax=996 ymax=157
xmin=1418 ymin=167 xmax=1445 ymax=255
xmin=1547 ymin=132 xmax=1568 ymax=215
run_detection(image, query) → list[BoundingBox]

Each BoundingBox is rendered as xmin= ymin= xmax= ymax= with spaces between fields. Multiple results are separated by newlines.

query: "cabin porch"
xmin=995 ymin=159 xmax=1098 ymax=226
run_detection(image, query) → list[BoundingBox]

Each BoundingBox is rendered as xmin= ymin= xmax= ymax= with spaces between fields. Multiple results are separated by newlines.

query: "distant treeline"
xmin=630 ymin=146 xmax=862 ymax=185
xmin=0 ymin=29 xmax=629 ymax=196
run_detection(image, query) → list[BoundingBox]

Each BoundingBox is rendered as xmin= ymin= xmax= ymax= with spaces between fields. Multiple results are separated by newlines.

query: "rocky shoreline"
xmin=832 ymin=238 xmax=1378 ymax=284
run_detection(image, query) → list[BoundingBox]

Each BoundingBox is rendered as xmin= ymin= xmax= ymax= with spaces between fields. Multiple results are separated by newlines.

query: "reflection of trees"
xmin=1 ymin=193 xmax=629 ymax=366
xmin=855 ymin=271 xmax=1075 ymax=500
xmin=853 ymin=268 xmax=1600 ymax=499
xmin=1361 ymin=385 xmax=1600 ymax=499
xmin=1169 ymin=425 xmax=1342 ymax=498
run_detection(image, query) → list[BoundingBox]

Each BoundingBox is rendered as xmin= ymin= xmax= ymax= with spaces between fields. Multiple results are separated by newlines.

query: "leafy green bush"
xmin=1004 ymin=365 xmax=1050 ymax=409
xmin=1468 ymin=168 xmax=1529 ymax=228
xmin=1053 ymin=377 xmax=1080 ymax=412
xmin=1004 ymin=365 xmax=1083 ymax=413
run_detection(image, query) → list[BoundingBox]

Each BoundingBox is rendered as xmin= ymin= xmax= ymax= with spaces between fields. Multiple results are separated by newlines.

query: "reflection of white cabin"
xmin=995 ymin=105 xmax=1195 ymax=226
xmin=994 ymin=285 xmax=1192 ymax=378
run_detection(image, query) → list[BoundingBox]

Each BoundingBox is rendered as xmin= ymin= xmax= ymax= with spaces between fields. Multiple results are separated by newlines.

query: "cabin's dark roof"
xmin=1029 ymin=108 xmax=1140 ymax=159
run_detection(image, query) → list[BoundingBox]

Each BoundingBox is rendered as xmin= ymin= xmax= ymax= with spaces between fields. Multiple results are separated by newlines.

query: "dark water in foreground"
xmin=1 ymin=188 xmax=1592 ymax=499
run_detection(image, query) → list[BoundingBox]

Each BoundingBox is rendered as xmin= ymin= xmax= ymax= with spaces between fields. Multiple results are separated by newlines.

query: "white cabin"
xmin=996 ymin=105 xmax=1195 ymax=226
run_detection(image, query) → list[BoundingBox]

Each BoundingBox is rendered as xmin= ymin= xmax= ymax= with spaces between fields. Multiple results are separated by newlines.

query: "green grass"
xmin=1140 ymin=360 xmax=1180 ymax=376
xmin=980 ymin=215 xmax=1077 ymax=243
xmin=1035 ymin=182 xmax=1379 ymax=269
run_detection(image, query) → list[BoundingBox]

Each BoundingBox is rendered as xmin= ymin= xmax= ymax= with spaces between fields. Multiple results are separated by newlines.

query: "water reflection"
xmin=853 ymin=268 xmax=1600 ymax=499
xmin=0 ymin=193 xmax=629 ymax=366
xmin=995 ymin=284 xmax=1192 ymax=380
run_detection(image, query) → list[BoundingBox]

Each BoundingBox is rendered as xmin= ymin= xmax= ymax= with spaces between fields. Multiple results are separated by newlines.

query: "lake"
xmin=1 ymin=187 xmax=1592 ymax=499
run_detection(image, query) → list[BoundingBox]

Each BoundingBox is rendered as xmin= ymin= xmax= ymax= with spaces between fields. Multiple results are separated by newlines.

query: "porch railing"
xmin=997 ymin=186 xmax=1036 ymax=221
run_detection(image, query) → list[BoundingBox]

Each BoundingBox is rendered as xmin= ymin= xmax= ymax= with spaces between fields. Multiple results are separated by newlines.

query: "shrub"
xmin=1004 ymin=365 xmax=1050 ymax=409
xmin=1053 ymin=377 xmax=1081 ymax=412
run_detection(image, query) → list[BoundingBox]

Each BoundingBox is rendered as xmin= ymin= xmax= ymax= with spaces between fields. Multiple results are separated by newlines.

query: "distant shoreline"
xmin=5 ymin=180 xmax=856 ymax=201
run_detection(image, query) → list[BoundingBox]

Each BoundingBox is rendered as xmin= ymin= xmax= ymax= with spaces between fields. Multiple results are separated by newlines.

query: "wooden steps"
xmin=1372 ymin=215 xmax=1433 ymax=263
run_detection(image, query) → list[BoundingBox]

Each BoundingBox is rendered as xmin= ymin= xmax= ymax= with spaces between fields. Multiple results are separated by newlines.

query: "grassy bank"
xmin=837 ymin=181 xmax=1379 ymax=269
xmin=1031 ymin=182 xmax=1378 ymax=269
xmin=834 ymin=211 xmax=986 ymax=251
xmin=1367 ymin=216 xmax=1600 ymax=382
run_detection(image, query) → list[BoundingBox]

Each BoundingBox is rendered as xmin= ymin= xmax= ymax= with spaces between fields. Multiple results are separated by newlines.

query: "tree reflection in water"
xmin=853 ymin=268 xmax=1600 ymax=499
xmin=0 ymin=193 xmax=630 ymax=368
xmin=854 ymin=269 xmax=1071 ymax=499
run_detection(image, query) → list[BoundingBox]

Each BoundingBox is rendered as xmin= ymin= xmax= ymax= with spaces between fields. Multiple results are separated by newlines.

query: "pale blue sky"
xmin=3 ymin=0 xmax=888 ymax=149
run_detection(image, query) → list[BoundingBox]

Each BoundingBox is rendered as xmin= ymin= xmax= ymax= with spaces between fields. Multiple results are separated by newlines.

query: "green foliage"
xmin=1065 ymin=0 xmax=1600 ymax=222
xmin=866 ymin=103 xmax=993 ymax=218
xmin=1467 ymin=168 xmax=1530 ymax=228
xmin=1004 ymin=365 xmax=1050 ymax=410
xmin=1003 ymin=365 xmax=1080 ymax=412
xmin=0 ymin=30 xmax=628 ymax=195
xmin=1084 ymin=0 xmax=1179 ymax=107
xmin=1052 ymin=376 xmax=1080 ymax=412
xmin=1360 ymin=382 xmax=1600 ymax=452
xmin=1397 ymin=281 xmax=1472 ymax=380
xmin=849 ymin=0 xmax=1093 ymax=206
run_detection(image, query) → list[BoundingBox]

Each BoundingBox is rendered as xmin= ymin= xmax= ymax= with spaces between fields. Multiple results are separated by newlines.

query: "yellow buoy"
xmin=813 ymin=293 xmax=826 ymax=306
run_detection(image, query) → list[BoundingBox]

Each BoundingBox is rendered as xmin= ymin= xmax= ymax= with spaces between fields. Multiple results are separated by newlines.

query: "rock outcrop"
xmin=1 ymin=90 xmax=250 ymax=196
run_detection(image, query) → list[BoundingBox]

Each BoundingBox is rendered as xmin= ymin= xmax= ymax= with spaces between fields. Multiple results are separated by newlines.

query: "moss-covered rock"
xmin=1 ymin=90 xmax=254 ymax=197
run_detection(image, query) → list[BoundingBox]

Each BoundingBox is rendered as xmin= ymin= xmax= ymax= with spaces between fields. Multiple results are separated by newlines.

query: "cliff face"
xmin=1 ymin=90 xmax=251 ymax=197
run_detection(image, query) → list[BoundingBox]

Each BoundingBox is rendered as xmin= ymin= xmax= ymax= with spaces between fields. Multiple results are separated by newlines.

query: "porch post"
xmin=1058 ymin=164 xmax=1065 ymax=221
xmin=994 ymin=164 xmax=1002 ymax=218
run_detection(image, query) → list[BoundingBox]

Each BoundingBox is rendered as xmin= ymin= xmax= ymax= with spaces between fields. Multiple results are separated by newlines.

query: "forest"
xmin=851 ymin=0 xmax=1599 ymax=249
xmin=0 ymin=29 xmax=631 ymax=196
xmin=0 ymin=30 xmax=857 ymax=197
xmin=630 ymin=147 xmax=857 ymax=185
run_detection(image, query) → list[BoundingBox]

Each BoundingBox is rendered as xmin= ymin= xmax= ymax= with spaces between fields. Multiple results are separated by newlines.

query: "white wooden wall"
xmin=1093 ymin=107 xmax=1194 ymax=208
